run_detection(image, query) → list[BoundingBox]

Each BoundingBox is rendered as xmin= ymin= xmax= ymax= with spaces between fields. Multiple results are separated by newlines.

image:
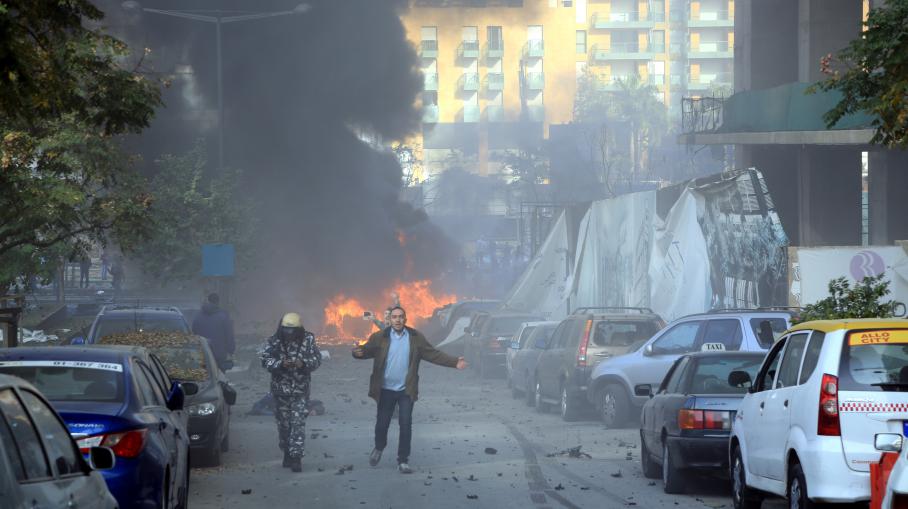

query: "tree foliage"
xmin=813 ymin=0 xmax=908 ymax=147
xmin=0 ymin=1 xmax=162 ymax=290
xmin=129 ymin=145 xmax=254 ymax=285
xmin=796 ymin=274 xmax=902 ymax=323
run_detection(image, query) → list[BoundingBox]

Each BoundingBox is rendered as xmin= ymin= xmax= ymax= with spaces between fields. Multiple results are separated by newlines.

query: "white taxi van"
xmin=728 ymin=319 xmax=908 ymax=509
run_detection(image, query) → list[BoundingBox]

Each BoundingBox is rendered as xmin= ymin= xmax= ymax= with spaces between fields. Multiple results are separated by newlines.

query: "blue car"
xmin=0 ymin=346 xmax=192 ymax=509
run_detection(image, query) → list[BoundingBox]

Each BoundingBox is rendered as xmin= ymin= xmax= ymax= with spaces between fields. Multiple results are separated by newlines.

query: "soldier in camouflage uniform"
xmin=260 ymin=312 xmax=321 ymax=472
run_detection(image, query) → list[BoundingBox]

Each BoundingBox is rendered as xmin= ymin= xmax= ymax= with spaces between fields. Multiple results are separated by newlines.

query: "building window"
xmin=562 ymin=0 xmax=573 ymax=6
xmin=487 ymin=26 xmax=503 ymax=51
xmin=650 ymin=30 xmax=665 ymax=52
xmin=576 ymin=30 xmax=587 ymax=53
xmin=420 ymin=26 xmax=437 ymax=54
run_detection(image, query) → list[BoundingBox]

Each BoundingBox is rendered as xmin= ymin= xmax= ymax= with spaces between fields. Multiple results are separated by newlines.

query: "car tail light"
xmin=678 ymin=409 xmax=732 ymax=430
xmin=818 ymin=373 xmax=840 ymax=436
xmin=77 ymin=429 xmax=148 ymax=458
xmin=577 ymin=320 xmax=593 ymax=367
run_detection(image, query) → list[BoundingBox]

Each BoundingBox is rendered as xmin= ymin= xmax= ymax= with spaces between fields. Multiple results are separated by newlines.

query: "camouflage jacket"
xmin=261 ymin=331 xmax=321 ymax=395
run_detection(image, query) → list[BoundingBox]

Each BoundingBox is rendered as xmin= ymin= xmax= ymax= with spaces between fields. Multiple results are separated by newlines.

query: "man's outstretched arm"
xmin=417 ymin=335 xmax=466 ymax=369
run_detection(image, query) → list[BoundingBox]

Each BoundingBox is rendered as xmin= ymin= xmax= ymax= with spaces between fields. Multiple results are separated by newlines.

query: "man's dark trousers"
xmin=375 ymin=389 xmax=413 ymax=463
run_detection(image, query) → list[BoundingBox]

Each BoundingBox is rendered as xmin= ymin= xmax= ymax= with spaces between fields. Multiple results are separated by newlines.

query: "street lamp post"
xmin=121 ymin=2 xmax=311 ymax=173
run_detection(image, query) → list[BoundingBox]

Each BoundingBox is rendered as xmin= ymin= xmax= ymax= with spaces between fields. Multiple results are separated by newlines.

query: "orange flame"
xmin=321 ymin=280 xmax=456 ymax=345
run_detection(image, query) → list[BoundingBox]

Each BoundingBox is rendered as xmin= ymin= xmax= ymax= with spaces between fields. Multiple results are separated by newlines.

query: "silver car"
xmin=587 ymin=310 xmax=792 ymax=428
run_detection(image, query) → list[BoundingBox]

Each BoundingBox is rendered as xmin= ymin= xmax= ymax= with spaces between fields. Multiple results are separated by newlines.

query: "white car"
xmin=729 ymin=319 xmax=908 ymax=509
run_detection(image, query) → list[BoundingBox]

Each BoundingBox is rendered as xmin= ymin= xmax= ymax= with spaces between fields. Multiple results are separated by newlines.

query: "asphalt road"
xmin=189 ymin=347 xmax=787 ymax=509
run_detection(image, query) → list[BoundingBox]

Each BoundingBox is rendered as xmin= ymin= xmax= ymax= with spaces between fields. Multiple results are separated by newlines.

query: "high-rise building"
xmin=400 ymin=0 xmax=733 ymax=184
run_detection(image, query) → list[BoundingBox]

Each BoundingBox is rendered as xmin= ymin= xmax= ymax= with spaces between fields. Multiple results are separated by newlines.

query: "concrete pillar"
xmin=797 ymin=0 xmax=863 ymax=83
xmin=797 ymin=147 xmax=862 ymax=246
xmin=869 ymin=150 xmax=908 ymax=244
xmin=735 ymin=0 xmax=798 ymax=91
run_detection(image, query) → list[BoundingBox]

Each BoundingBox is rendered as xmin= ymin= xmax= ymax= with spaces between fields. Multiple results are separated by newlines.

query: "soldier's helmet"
xmin=281 ymin=313 xmax=302 ymax=328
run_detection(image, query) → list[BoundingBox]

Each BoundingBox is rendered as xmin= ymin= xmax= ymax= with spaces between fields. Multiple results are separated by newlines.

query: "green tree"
xmin=0 ymin=1 xmax=162 ymax=290
xmin=796 ymin=274 xmax=902 ymax=323
xmin=812 ymin=0 xmax=908 ymax=147
xmin=129 ymin=145 xmax=254 ymax=284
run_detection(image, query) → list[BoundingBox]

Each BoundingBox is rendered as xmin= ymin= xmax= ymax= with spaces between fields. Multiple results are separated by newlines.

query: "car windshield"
xmin=94 ymin=316 xmax=188 ymax=342
xmin=592 ymin=320 xmax=660 ymax=347
xmin=841 ymin=330 xmax=908 ymax=391
xmin=749 ymin=318 xmax=789 ymax=348
xmin=489 ymin=317 xmax=539 ymax=335
xmin=0 ymin=361 xmax=124 ymax=402
xmin=153 ymin=345 xmax=209 ymax=382
xmin=688 ymin=356 xmax=764 ymax=394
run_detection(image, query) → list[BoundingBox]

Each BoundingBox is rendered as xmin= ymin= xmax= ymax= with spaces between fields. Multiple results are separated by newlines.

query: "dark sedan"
xmin=638 ymin=351 xmax=764 ymax=494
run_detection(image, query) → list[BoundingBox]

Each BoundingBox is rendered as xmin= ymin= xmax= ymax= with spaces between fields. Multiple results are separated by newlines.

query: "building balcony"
xmin=484 ymin=40 xmax=504 ymax=59
xmin=523 ymin=40 xmax=544 ymax=58
xmin=526 ymin=104 xmax=545 ymax=122
xmin=591 ymin=11 xmax=655 ymax=29
xmin=462 ymin=104 xmax=480 ymax=123
xmin=422 ymin=104 xmax=438 ymax=124
xmin=485 ymin=72 xmax=504 ymax=91
xmin=420 ymin=40 xmax=438 ymax=58
xmin=688 ymin=41 xmax=733 ymax=58
xmin=591 ymin=43 xmax=654 ymax=61
xmin=524 ymin=72 xmax=544 ymax=90
xmin=459 ymin=72 xmax=480 ymax=91
xmin=423 ymin=72 xmax=438 ymax=91
xmin=458 ymin=40 xmax=480 ymax=59
xmin=689 ymin=10 xmax=734 ymax=27
xmin=485 ymin=104 xmax=504 ymax=122
xmin=687 ymin=72 xmax=733 ymax=90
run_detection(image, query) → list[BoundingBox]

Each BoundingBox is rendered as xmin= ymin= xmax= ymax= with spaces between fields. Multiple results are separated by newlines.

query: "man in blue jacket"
xmin=192 ymin=293 xmax=235 ymax=371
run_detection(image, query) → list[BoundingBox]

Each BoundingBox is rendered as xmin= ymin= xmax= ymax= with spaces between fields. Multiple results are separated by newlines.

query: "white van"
xmin=729 ymin=319 xmax=908 ymax=509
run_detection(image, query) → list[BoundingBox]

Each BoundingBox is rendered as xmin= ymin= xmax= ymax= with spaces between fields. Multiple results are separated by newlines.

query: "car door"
xmin=762 ymin=332 xmax=809 ymax=481
xmin=18 ymin=388 xmax=107 ymax=509
xmin=0 ymin=388 xmax=59 ymax=507
xmin=642 ymin=356 xmax=687 ymax=453
xmin=628 ymin=320 xmax=705 ymax=394
xmin=539 ymin=321 xmax=574 ymax=398
xmin=133 ymin=360 xmax=179 ymax=504
xmin=148 ymin=355 xmax=190 ymax=481
xmin=655 ymin=357 xmax=692 ymax=445
xmin=742 ymin=335 xmax=787 ymax=479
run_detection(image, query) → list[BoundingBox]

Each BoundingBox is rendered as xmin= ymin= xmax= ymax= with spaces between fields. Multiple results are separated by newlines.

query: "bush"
xmin=796 ymin=274 xmax=902 ymax=323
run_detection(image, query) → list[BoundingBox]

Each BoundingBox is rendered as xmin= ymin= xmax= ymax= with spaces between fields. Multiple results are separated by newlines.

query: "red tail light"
xmin=77 ymin=429 xmax=148 ymax=458
xmin=577 ymin=320 xmax=593 ymax=367
xmin=818 ymin=373 xmax=840 ymax=436
xmin=678 ymin=409 xmax=732 ymax=430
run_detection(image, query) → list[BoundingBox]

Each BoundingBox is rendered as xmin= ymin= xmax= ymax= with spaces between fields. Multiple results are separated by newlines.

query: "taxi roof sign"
xmin=701 ymin=342 xmax=726 ymax=351
xmin=848 ymin=329 xmax=908 ymax=346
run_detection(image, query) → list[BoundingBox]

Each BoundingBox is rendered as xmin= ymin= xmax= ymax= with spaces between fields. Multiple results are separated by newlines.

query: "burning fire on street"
xmin=319 ymin=280 xmax=456 ymax=346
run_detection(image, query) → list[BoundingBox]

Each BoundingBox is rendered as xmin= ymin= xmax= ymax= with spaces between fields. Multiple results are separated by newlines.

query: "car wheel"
xmin=560 ymin=385 xmax=580 ymax=422
xmin=525 ymin=376 xmax=536 ymax=407
xmin=176 ymin=466 xmax=190 ymax=509
xmin=732 ymin=446 xmax=764 ymax=509
xmin=535 ymin=381 xmax=548 ymax=413
xmin=198 ymin=445 xmax=222 ymax=468
xmin=788 ymin=462 xmax=816 ymax=509
xmin=639 ymin=432 xmax=660 ymax=479
xmin=662 ymin=440 xmax=686 ymax=494
xmin=600 ymin=385 xmax=629 ymax=428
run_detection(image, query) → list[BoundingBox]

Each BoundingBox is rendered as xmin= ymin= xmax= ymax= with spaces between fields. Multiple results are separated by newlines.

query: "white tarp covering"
xmin=501 ymin=212 xmax=572 ymax=320
xmin=790 ymin=246 xmax=908 ymax=307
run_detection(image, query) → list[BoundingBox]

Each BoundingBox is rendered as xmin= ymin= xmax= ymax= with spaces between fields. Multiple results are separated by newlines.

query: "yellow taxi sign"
xmin=848 ymin=330 xmax=908 ymax=346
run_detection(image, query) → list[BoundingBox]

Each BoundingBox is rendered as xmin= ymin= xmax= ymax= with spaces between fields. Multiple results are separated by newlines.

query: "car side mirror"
xmin=643 ymin=344 xmax=654 ymax=356
xmin=728 ymin=370 xmax=752 ymax=389
xmin=166 ymin=382 xmax=186 ymax=411
xmin=220 ymin=381 xmax=237 ymax=406
xmin=634 ymin=384 xmax=653 ymax=398
xmin=875 ymin=433 xmax=904 ymax=452
xmin=88 ymin=446 xmax=116 ymax=470
xmin=180 ymin=381 xmax=200 ymax=397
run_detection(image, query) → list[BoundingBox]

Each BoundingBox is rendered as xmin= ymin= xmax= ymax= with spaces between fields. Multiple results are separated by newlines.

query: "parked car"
xmin=0 ymin=346 xmax=192 ymax=509
xmin=466 ymin=312 xmax=544 ymax=378
xmin=76 ymin=305 xmax=191 ymax=344
xmin=433 ymin=301 xmax=501 ymax=345
xmin=508 ymin=321 xmax=559 ymax=401
xmin=438 ymin=310 xmax=494 ymax=356
xmin=0 ymin=373 xmax=119 ymax=509
xmin=98 ymin=332 xmax=237 ymax=466
xmin=535 ymin=308 xmax=665 ymax=421
xmin=638 ymin=351 xmax=765 ymax=493
xmin=506 ymin=321 xmax=547 ymax=383
xmin=873 ymin=433 xmax=908 ymax=509
xmin=729 ymin=319 xmax=908 ymax=509
xmin=588 ymin=310 xmax=792 ymax=428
